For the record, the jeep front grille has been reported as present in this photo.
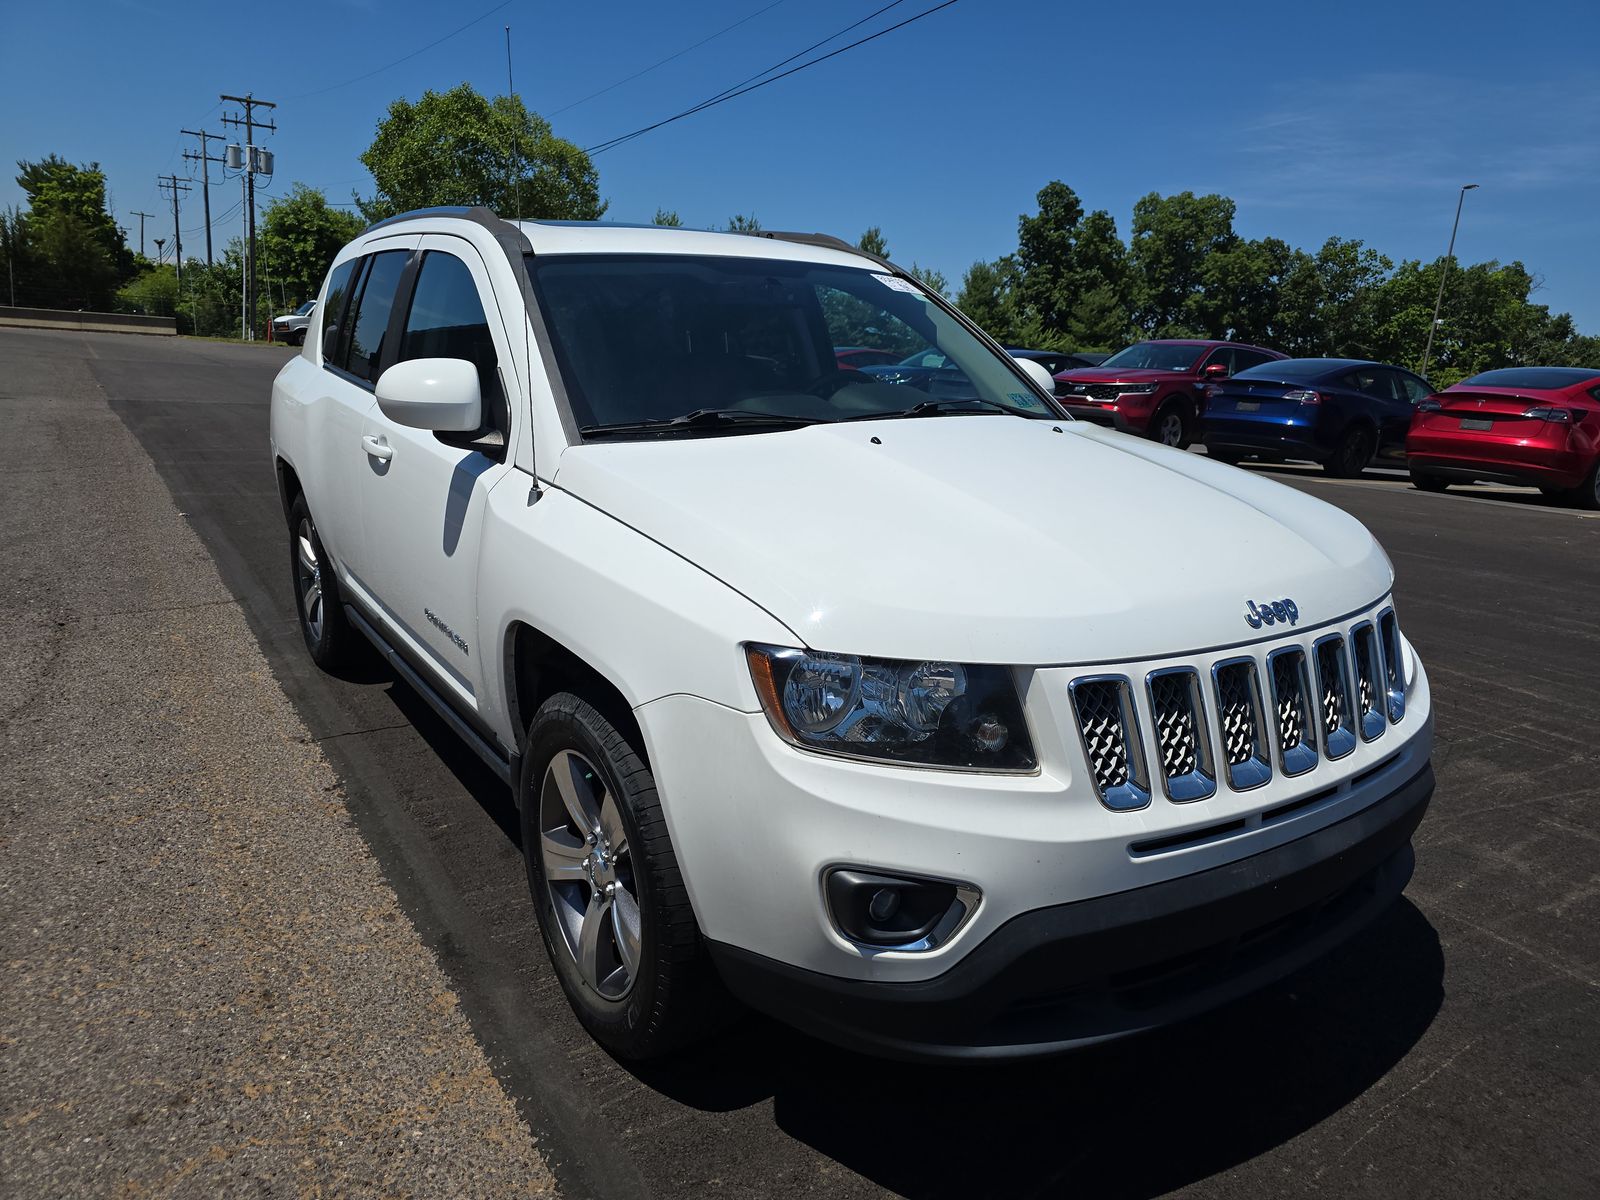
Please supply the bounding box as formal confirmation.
[1147,668,1215,801]
[1314,635,1357,759]
[1378,608,1405,722]
[1212,658,1271,790]
[1068,677,1150,811]
[1351,622,1386,741]
[1268,647,1318,776]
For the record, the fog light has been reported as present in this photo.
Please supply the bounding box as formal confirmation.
[969,713,1009,753]
[868,888,900,923]
[824,868,973,949]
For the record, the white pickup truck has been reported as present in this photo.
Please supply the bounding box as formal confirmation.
[269,208,1434,1061]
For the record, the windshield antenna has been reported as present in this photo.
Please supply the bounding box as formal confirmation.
[506,25,522,222]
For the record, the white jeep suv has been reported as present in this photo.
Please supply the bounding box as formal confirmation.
[269,208,1434,1061]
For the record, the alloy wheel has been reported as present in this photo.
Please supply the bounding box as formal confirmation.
[538,749,642,999]
[295,518,324,642]
[1158,409,1184,447]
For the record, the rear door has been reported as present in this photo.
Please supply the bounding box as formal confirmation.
[356,235,519,716]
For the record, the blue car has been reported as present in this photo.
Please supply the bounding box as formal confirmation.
[1202,358,1435,477]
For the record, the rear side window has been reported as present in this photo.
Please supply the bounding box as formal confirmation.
[1397,373,1434,403]
[319,259,359,364]
[345,250,410,383]
[398,250,505,437]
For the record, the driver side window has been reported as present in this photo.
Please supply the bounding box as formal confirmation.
[1203,347,1235,375]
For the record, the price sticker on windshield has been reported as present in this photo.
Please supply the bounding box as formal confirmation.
[1008,392,1040,409]
[873,273,924,294]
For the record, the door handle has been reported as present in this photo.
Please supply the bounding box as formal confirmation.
[362,434,393,462]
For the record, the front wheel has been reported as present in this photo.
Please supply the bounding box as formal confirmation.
[521,693,731,1060]
[1152,401,1191,449]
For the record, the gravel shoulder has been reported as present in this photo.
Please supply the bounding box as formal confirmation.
[0,332,556,1197]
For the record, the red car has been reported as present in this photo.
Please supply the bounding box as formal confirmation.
[1053,339,1287,448]
[1407,366,1600,509]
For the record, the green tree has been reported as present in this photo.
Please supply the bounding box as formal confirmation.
[360,83,604,222]
[1016,181,1086,333]
[956,256,1024,343]
[858,226,889,258]
[259,184,363,308]
[1128,190,1239,335]
[908,263,948,298]
[652,208,683,227]
[725,213,762,232]
[10,156,132,309]
[115,262,177,317]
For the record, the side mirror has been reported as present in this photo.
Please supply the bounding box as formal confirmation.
[1013,357,1058,398]
[375,358,482,432]
[1202,362,1229,379]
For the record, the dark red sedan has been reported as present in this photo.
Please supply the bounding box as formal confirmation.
[1407,366,1600,509]
[1053,340,1286,448]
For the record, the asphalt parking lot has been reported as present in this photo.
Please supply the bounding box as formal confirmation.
[4,327,1598,1198]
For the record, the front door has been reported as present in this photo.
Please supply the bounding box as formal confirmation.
[356,235,518,718]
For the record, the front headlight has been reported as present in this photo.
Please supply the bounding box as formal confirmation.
[744,644,1036,771]
[1118,383,1158,394]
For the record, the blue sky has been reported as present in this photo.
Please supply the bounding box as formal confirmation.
[3,0,1598,331]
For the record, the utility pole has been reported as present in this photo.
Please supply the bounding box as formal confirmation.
[181,129,226,265]
[157,175,191,288]
[1419,183,1480,380]
[221,93,276,339]
[130,210,155,257]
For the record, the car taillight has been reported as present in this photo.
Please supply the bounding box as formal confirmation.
[1284,390,1321,405]
[1523,406,1573,423]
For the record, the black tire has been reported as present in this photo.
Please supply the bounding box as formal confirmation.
[1410,471,1450,493]
[1571,461,1600,511]
[1208,447,1245,466]
[1325,426,1374,478]
[520,692,731,1060]
[1151,400,1192,449]
[287,492,357,669]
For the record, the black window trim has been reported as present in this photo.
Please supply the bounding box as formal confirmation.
[317,255,363,378]
[323,248,416,393]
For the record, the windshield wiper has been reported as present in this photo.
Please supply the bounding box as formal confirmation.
[850,398,1026,421]
[580,409,830,438]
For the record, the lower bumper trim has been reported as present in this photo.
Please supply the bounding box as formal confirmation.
[709,762,1433,1061]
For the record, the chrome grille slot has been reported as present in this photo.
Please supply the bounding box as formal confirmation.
[1313,634,1357,760]
[1351,622,1385,741]
[1146,668,1215,802]
[1268,647,1318,777]
[1211,658,1271,791]
[1378,608,1405,722]
[1068,676,1150,811]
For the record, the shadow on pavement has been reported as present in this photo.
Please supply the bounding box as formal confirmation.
[637,901,1443,1199]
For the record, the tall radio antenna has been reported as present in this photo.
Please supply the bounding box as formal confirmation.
[505,25,522,222]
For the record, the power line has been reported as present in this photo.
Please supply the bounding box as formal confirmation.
[547,1,789,117]
[221,93,276,339]
[585,0,955,156]
[286,0,515,100]
[157,175,191,287]
[182,128,227,265]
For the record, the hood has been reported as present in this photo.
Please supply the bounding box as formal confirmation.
[554,418,1392,665]
[1055,366,1192,384]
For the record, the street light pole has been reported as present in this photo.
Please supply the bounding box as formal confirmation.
[1419,183,1479,379]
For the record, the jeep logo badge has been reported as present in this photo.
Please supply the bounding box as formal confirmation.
[1245,598,1299,629]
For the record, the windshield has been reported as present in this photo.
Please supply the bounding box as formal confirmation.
[1098,342,1206,372]
[296,300,316,315]
[527,254,1058,435]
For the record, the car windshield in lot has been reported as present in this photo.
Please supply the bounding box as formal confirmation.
[1457,367,1600,389]
[295,300,315,315]
[527,254,1057,436]
[1097,342,1206,372]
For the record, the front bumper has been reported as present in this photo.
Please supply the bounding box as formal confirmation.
[710,762,1431,1060]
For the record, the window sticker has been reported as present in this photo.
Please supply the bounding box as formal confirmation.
[872,273,923,294]
[1008,392,1040,409]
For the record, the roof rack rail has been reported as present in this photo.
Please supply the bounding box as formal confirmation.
[362,205,507,235]
[751,229,897,273]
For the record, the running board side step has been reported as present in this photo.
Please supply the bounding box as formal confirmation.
[343,603,519,791]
